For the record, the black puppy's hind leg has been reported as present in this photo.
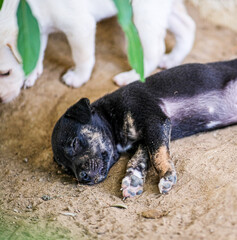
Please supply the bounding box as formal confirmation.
[121,145,149,199]
[145,117,177,194]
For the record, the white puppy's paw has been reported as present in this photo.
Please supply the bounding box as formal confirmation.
[113,69,140,86]
[159,54,181,69]
[62,70,89,88]
[24,63,43,88]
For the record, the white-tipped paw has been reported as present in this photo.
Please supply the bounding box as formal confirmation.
[121,174,144,199]
[62,70,89,88]
[24,63,43,88]
[158,170,177,194]
[159,54,181,69]
[113,69,140,86]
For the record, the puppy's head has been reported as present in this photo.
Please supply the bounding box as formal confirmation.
[0,44,24,103]
[0,1,25,103]
[52,98,119,185]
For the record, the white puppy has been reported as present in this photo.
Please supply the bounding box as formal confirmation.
[0,0,195,103]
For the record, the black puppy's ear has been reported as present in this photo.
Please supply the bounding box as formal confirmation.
[65,98,91,124]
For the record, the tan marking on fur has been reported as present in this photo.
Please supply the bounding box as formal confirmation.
[126,145,148,180]
[124,112,139,140]
[127,146,145,169]
[153,146,172,177]
[81,127,107,154]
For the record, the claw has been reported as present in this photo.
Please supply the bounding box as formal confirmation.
[123,196,128,201]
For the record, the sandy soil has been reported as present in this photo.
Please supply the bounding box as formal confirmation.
[1,4,237,240]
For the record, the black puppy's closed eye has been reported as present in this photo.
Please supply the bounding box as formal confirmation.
[65,137,86,157]
[71,137,80,153]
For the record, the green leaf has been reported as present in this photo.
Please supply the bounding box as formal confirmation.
[0,0,4,10]
[113,0,132,27]
[113,0,145,82]
[17,0,40,76]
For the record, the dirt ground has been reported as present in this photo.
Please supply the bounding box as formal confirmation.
[1,4,237,240]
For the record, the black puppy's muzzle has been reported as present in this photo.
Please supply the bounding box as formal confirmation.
[75,151,111,184]
[76,169,106,185]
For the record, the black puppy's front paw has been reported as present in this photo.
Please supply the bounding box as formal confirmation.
[158,169,177,194]
[121,170,144,199]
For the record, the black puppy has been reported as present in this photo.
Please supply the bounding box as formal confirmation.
[52,59,237,199]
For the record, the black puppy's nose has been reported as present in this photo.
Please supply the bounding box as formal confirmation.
[78,171,91,183]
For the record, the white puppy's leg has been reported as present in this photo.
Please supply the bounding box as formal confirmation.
[113,0,172,86]
[24,33,48,88]
[159,0,196,69]
[62,16,96,88]
[113,30,166,86]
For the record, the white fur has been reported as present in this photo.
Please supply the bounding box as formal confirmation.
[116,143,132,153]
[113,0,196,85]
[206,121,221,129]
[0,0,195,102]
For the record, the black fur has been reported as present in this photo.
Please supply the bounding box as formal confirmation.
[65,98,91,124]
[52,59,237,194]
